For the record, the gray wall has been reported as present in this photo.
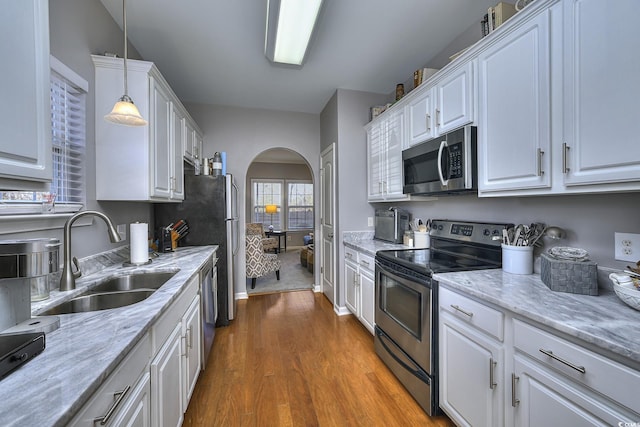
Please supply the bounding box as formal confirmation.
[320,89,388,306]
[369,192,640,276]
[245,161,313,247]
[0,0,151,259]
[184,103,320,296]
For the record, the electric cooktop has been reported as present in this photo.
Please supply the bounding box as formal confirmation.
[0,332,45,380]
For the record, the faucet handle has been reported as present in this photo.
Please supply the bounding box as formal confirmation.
[72,256,82,279]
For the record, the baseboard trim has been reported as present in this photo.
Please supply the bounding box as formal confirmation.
[334,305,350,316]
[236,291,249,300]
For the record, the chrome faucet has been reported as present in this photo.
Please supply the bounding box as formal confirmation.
[59,210,122,291]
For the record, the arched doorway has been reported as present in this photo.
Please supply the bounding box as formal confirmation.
[244,148,315,295]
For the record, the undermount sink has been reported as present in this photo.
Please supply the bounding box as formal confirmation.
[39,271,177,315]
[88,272,176,293]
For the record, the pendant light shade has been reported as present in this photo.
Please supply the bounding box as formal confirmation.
[105,0,147,126]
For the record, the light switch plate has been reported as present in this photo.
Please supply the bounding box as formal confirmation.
[367,217,374,227]
[614,232,640,262]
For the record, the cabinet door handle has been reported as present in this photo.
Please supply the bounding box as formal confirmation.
[489,358,497,390]
[562,143,570,173]
[450,304,473,318]
[346,253,353,259]
[539,348,586,373]
[188,325,193,349]
[537,148,544,176]
[426,113,431,131]
[94,385,131,425]
[436,108,441,127]
[511,373,520,407]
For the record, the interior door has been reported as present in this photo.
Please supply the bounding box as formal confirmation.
[320,144,336,304]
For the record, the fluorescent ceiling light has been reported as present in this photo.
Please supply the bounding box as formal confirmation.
[265,0,323,66]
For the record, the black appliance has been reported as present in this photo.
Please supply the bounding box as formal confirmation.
[155,171,239,327]
[374,219,509,415]
[0,332,45,380]
[402,125,477,196]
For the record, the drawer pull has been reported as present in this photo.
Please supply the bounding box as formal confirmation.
[361,260,370,267]
[511,373,520,407]
[539,348,586,374]
[94,385,131,425]
[450,304,473,318]
[489,358,497,390]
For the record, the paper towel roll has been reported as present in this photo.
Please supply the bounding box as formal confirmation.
[130,222,149,264]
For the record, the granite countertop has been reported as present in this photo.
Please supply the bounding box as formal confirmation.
[0,245,216,427]
[433,269,640,367]
[343,231,410,257]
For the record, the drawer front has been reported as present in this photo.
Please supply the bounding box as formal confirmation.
[439,287,504,341]
[344,247,358,264]
[358,252,375,272]
[513,319,640,414]
[70,333,151,426]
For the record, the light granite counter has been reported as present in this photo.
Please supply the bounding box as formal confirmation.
[343,231,410,256]
[433,269,640,367]
[0,245,216,427]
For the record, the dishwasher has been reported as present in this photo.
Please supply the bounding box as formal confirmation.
[200,255,218,369]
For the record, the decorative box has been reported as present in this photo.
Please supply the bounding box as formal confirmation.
[540,252,598,295]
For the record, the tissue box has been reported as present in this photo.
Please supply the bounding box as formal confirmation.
[540,252,598,295]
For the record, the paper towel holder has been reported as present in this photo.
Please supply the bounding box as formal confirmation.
[123,259,153,267]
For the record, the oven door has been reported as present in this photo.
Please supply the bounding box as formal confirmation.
[375,260,432,373]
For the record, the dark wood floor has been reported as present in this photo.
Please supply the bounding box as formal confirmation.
[183,290,454,427]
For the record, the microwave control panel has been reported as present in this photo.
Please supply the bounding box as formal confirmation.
[448,143,463,178]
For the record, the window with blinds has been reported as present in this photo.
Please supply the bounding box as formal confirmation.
[0,57,86,213]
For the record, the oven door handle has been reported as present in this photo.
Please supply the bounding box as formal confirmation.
[376,328,430,384]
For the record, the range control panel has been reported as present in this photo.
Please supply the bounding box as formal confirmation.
[431,220,512,246]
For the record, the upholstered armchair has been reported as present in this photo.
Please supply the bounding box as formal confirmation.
[246,234,281,289]
[246,223,278,252]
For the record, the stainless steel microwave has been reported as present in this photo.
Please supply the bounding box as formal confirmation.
[402,125,477,196]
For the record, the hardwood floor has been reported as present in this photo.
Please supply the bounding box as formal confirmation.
[183,290,454,427]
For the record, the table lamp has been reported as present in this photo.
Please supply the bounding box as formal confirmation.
[265,205,277,231]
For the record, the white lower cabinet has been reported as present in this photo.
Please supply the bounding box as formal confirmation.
[439,288,504,427]
[343,246,375,334]
[151,323,184,427]
[439,285,640,427]
[71,275,203,426]
[69,334,152,426]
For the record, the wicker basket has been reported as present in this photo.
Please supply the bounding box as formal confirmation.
[540,252,598,295]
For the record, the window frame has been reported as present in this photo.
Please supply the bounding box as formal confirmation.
[286,180,313,231]
[251,178,314,232]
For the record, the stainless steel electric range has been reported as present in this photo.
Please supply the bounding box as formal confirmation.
[374,219,510,415]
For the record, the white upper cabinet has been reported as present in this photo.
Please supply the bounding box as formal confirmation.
[435,61,475,135]
[405,86,435,147]
[0,0,52,189]
[477,7,552,193]
[404,61,474,149]
[477,0,640,196]
[561,0,640,188]
[366,109,409,202]
[93,55,201,202]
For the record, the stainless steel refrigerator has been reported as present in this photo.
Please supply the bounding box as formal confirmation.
[154,172,239,326]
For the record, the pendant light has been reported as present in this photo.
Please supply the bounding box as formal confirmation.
[104,0,147,126]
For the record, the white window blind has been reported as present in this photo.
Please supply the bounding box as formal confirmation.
[50,70,85,205]
[287,181,313,229]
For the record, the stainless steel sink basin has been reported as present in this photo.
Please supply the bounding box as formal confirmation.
[40,290,156,315]
[38,271,177,315]
[88,272,176,293]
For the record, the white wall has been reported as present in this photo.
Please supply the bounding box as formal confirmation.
[185,103,321,296]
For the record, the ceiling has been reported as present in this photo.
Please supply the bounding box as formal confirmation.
[99,0,496,114]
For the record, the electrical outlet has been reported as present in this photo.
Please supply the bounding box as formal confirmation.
[287,235,291,241]
[368,217,374,227]
[117,224,127,241]
[614,232,640,262]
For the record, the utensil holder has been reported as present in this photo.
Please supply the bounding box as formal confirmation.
[414,231,430,248]
[502,244,533,274]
